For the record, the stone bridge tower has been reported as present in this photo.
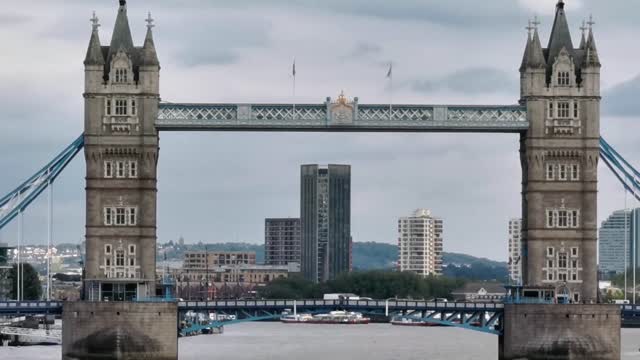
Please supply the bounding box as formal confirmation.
[520,0,601,303]
[82,0,160,301]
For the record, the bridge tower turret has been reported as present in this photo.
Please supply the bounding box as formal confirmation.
[520,0,601,303]
[83,0,160,301]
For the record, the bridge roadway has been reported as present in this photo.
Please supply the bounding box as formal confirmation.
[2,299,639,319]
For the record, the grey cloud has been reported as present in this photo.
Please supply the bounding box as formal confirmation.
[165,16,272,68]
[343,42,382,60]
[410,67,518,95]
[602,75,640,117]
[0,13,30,26]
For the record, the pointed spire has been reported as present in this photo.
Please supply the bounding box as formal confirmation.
[528,28,547,69]
[547,0,574,65]
[141,12,160,66]
[579,20,587,49]
[107,0,134,63]
[584,16,601,67]
[520,32,531,72]
[84,12,105,66]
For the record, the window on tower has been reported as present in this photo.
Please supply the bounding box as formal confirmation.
[557,102,570,118]
[129,161,137,178]
[131,99,137,116]
[115,68,128,83]
[116,161,125,178]
[558,71,570,86]
[115,100,127,116]
[104,161,113,178]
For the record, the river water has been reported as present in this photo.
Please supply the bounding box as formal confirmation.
[1,323,639,359]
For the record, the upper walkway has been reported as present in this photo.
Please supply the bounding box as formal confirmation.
[156,102,528,133]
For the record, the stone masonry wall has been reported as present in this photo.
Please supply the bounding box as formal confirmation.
[501,304,620,360]
[62,302,177,360]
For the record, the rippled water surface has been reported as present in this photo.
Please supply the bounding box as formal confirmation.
[1,323,639,359]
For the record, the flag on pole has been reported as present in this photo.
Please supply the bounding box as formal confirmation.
[386,62,392,79]
[292,58,296,77]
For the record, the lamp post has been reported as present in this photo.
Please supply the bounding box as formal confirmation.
[384,296,397,317]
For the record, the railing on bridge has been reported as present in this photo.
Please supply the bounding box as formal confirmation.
[0,301,63,315]
[156,103,528,132]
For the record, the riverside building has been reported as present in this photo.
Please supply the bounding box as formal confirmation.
[599,208,640,278]
[300,164,351,283]
[265,218,302,266]
[397,209,443,277]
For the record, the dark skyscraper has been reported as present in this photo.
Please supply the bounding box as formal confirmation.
[301,165,351,283]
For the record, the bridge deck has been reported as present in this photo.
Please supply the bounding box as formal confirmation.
[156,103,528,133]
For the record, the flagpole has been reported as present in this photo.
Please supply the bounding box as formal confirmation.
[292,58,296,120]
[389,62,393,120]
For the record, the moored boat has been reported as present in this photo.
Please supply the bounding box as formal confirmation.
[281,311,370,324]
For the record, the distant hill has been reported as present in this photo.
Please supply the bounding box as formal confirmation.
[156,240,508,281]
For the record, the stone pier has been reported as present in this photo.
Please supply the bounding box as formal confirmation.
[500,304,620,360]
[62,302,178,360]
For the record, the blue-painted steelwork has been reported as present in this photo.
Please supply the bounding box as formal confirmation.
[0,135,84,231]
[156,102,528,133]
[600,137,640,201]
[0,301,63,315]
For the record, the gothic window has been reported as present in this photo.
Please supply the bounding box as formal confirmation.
[573,102,579,118]
[104,208,113,226]
[546,164,555,181]
[559,165,568,180]
[558,273,568,281]
[129,245,136,255]
[573,292,579,302]
[557,72,570,86]
[558,253,568,268]
[131,99,137,116]
[116,161,126,178]
[129,258,135,267]
[106,99,112,116]
[546,209,580,229]
[547,272,554,281]
[105,244,112,255]
[547,247,554,257]
[115,208,126,225]
[557,102,570,118]
[547,260,554,268]
[106,258,111,266]
[116,250,125,266]
[115,100,128,116]
[548,102,554,118]
[571,259,578,268]
[115,68,128,83]
[558,210,569,228]
[128,208,137,226]
[104,161,113,178]
[571,164,580,181]
[129,161,137,178]
[571,210,579,227]
[571,247,579,257]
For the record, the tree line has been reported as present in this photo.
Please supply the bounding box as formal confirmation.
[258,270,466,300]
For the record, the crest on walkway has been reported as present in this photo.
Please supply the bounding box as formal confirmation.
[329,91,355,125]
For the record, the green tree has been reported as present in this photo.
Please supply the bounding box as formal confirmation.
[259,271,466,300]
[8,264,42,300]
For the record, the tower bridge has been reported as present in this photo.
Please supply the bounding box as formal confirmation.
[0,0,638,359]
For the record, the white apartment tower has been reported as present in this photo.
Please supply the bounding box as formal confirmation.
[398,209,443,277]
[508,218,523,284]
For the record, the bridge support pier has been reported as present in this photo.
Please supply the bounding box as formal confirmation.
[62,302,178,360]
[499,304,620,360]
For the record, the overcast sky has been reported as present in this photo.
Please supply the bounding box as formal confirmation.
[0,0,639,261]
